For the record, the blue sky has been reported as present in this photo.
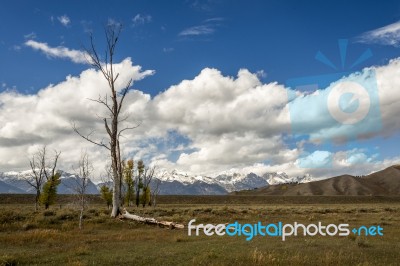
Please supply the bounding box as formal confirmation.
[1,0,400,178]
[2,0,400,94]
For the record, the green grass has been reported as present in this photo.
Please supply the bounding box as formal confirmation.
[0,196,399,265]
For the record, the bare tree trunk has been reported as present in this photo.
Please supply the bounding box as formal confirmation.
[79,197,84,230]
[35,190,40,211]
[73,24,139,218]
[111,182,121,217]
[111,147,121,217]
[121,209,184,229]
[135,182,140,207]
[66,151,92,230]
[151,178,161,208]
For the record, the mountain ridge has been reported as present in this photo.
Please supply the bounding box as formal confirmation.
[232,165,400,196]
[3,165,398,196]
[0,169,314,195]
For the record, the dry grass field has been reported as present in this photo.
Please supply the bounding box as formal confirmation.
[0,195,399,265]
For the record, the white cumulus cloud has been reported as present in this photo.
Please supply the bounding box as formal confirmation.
[1,48,400,180]
[0,58,154,175]
[25,40,88,64]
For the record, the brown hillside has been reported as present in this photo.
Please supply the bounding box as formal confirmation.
[363,165,400,194]
[233,165,400,196]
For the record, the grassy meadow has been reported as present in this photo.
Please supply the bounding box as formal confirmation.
[0,195,399,265]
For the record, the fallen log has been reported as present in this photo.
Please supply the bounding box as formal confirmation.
[120,208,185,229]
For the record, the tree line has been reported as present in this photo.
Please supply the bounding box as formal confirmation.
[25,145,161,229]
[100,158,161,209]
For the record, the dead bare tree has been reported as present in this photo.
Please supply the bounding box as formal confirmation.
[150,178,161,208]
[150,170,166,208]
[26,146,61,211]
[71,151,93,230]
[121,209,184,229]
[73,24,139,217]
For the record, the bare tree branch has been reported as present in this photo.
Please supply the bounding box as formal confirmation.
[50,151,61,180]
[72,123,111,150]
[117,79,133,115]
[118,114,130,123]
[87,95,114,114]
[104,118,112,137]
[118,123,141,139]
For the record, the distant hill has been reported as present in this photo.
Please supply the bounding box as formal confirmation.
[363,165,400,194]
[232,165,400,196]
[0,180,27,194]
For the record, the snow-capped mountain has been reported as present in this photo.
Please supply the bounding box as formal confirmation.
[155,169,314,194]
[0,169,316,195]
[0,170,99,194]
[0,170,37,193]
[56,171,100,194]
